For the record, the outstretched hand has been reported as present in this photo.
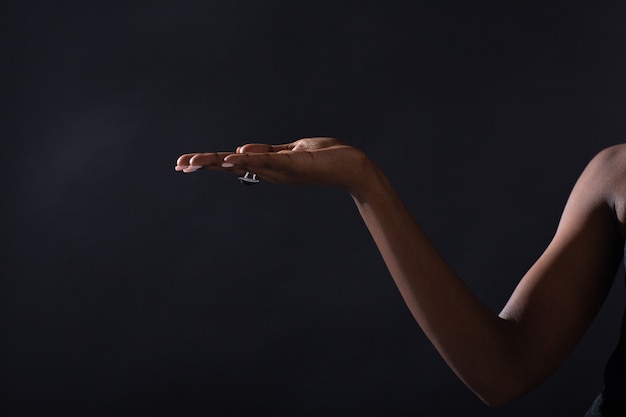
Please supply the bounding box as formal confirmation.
[175,137,376,193]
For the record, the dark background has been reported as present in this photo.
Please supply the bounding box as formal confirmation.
[2,1,626,416]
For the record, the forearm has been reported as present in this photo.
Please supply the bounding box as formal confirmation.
[349,164,526,405]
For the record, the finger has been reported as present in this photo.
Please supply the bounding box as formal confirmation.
[188,153,236,172]
[237,143,293,154]
[251,169,288,183]
[175,156,204,172]
[175,152,235,173]
[223,152,298,171]
[188,152,234,167]
[176,153,198,168]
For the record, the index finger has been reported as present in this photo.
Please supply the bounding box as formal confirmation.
[175,152,233,169]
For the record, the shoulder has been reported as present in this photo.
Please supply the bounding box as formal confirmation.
[585,143,625,173]
[586,144,626,235]
[589,144,626,175]
[580,144,626,195]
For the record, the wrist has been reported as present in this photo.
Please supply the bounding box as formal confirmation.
[347,158,388,203]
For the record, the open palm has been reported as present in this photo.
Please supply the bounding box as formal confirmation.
[176,137,374,193]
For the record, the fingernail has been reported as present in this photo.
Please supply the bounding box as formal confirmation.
[221,162,234,168]
[175,165,188,171]
[183,165,202,173]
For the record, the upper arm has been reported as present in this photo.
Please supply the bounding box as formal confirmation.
[499,145,625,388]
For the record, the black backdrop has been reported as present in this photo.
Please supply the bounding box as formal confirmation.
[2,1,626,416]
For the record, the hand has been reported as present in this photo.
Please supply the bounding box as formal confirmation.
[175,137,376,194]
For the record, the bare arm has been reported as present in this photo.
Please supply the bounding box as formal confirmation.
[176,139,625,405]
[350,149,623,404]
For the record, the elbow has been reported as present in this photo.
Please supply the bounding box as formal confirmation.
[470,373,534,407]
[480,393,521,408]
[477,387,526,408]
[462,349,542,407]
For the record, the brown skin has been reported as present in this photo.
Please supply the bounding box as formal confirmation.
[176,139,626,406]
